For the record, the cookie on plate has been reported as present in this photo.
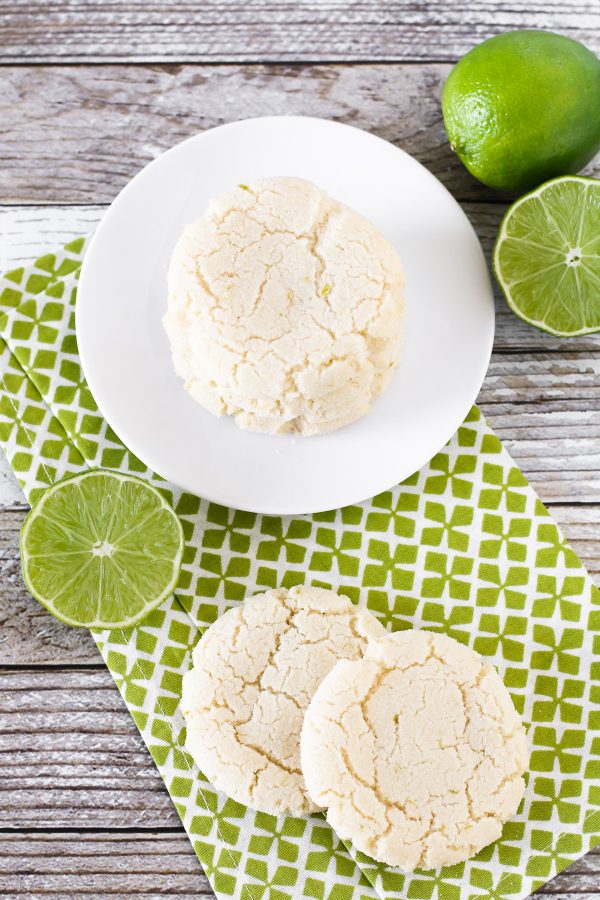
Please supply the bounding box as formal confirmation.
[164,176,404,436]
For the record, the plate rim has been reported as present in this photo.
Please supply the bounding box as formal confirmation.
[76,114,495,514]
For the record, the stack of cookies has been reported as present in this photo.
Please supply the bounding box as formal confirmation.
[182,586,528,872]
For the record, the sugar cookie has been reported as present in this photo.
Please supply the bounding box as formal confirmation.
[301,629,528,870]
[164,177,404,435]
[182,586,384,816]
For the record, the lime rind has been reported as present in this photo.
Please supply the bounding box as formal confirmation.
[20,470,184,629]
[493,175,600,337]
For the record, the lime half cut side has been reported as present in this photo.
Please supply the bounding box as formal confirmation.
[494,176,600,336]
[20,470,184,628]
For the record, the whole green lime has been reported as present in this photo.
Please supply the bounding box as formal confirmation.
[442,30,600,192]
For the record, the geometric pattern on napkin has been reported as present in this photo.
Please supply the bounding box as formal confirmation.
[0,239,598,900]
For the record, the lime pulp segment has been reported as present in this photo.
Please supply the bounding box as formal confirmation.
[20,470,184,628]
[493,176,600,336]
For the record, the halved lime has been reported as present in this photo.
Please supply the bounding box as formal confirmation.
[494,176,600,336]
[20,470,184,628]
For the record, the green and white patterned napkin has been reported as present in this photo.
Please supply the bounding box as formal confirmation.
[0,237,598,900]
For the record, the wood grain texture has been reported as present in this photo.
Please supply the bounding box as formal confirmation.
[0,544,99,666]
[0,835,596,900]
[2,64,600,210]
[0,832,211,899]
[0,669,179,829]
[0,1,599,63]
[0,453,22,508]
[0,206,103,272]
[0,832,595,899]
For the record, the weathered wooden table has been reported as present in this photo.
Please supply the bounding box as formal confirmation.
[1,3,599,897]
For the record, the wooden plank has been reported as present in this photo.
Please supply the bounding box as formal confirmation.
[1,205,600,363]
[0,669,179,829]
[0,832,596,899]
[479,408,600,504]
[2,65,600,211]
[0,832,212,898]
[0,455,22,509]
[0,1,598,63]
[1,500,600,667]
[481,354,600,405]
[0,545,100,665]
[478,355,600,503]
[0,206,103,272]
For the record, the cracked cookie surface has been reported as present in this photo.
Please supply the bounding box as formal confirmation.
[300,629,528,870]
[164,177,404,435]
[181,586,384,816]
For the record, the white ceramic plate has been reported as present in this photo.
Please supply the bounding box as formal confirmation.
[77,116,494,515]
